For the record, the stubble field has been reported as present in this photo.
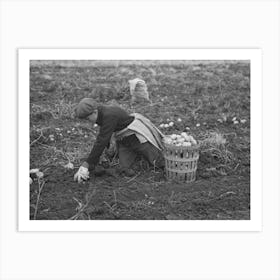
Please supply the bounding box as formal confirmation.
[29,60,250,220]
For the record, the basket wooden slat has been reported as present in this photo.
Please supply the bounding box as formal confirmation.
[163,142,200,183]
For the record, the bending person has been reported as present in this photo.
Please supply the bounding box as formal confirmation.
[74,98,165,183]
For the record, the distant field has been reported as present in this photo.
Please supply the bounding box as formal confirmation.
[30,60,249,67]
[29,60,250,220]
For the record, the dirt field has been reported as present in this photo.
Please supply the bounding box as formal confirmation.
[29,60,250,220]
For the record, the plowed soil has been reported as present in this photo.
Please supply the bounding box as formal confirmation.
[30,60,250,220]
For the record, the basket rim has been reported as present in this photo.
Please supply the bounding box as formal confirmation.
[163,142,200,151]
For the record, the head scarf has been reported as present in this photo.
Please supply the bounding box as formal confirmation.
[75,98,98,119]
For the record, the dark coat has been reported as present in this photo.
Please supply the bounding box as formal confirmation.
[86,105,134,166]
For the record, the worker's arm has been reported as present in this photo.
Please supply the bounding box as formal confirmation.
[86,115,118,167]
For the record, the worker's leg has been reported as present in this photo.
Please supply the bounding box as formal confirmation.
[135,142,165,169]
[116,136,138,176]
[118,143,137,169]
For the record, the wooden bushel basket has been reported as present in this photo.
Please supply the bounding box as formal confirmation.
[163,142,200,183]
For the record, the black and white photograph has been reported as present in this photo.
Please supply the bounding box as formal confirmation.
[28,59,251,221]
[17,48,262,230]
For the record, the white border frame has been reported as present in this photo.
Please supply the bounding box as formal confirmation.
[18,48,262,232]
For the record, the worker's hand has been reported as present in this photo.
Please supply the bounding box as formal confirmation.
[74,166,89,183]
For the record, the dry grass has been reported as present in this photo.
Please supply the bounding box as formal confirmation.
[198,131,236,176]
[200,131,227,147]
[69,186,97,220]
[31,100,76,120]
[32,178,46,220]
